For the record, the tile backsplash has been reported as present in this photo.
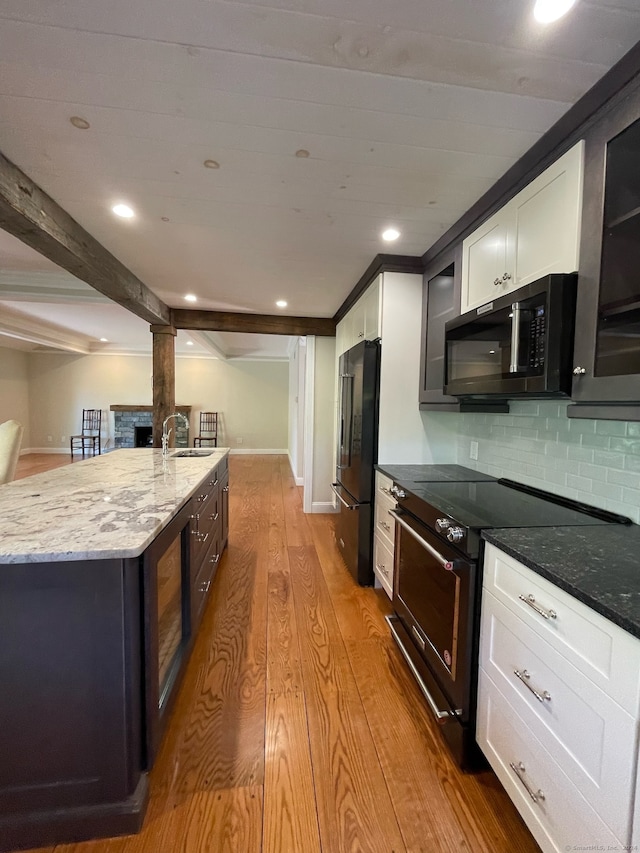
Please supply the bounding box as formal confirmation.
[448,401,640,524]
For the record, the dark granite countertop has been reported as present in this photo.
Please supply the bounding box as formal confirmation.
[482,525,640,640]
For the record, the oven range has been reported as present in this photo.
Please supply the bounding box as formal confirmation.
[386,475,630,769]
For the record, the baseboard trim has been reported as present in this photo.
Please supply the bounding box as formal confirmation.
[311,501,338,514]
[287,452,304,485]
[228,448,287,455]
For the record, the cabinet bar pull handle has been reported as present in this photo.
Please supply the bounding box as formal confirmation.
[514,669,551,703]
[509,761,545,803]
[519,593,556,620]
[381,487,393,496]
[379,520,391,532]
[376,562,389,577]
[210,553,220,565]
[210,512,219,522]
[197,493,209,502]
[199,580,211,593]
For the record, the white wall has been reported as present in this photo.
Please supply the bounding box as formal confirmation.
[311,335,336,508]
[379,272,456,464]
[24,352,289,452]
[0,347,31,448]
[287,338,306,484]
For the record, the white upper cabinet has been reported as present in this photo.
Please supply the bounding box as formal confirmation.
[335,275,381,356]
[462,141,584,313]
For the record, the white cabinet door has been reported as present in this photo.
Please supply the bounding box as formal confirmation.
[363,276,381,340]
[462,209,512,311]
[512,142,584,288]
[461,141,584,313]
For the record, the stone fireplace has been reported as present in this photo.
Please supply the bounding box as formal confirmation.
[110,405,191,449]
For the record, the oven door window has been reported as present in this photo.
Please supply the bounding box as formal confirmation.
[396,522,461,677]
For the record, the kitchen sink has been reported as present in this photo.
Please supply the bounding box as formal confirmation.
[171,449,215,457]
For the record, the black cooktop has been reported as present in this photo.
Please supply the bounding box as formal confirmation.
[378,464,495,484]
[398,478,630,558]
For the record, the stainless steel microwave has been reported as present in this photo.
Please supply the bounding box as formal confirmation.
[443,273,578,398]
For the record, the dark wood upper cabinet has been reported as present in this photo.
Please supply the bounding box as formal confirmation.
[572,78,640,408]
[419,245,462,409]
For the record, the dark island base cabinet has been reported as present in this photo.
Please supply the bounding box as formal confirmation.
[0,455,230,852]
[0,557,147,852]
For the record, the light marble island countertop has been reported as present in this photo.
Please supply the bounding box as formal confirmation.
[0,448,229,564]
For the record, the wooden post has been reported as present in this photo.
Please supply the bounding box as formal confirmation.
[151,325,176,448]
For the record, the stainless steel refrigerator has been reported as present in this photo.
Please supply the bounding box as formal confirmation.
[331,339,380,586]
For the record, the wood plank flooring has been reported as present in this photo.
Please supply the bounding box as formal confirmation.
[13,453,540,853]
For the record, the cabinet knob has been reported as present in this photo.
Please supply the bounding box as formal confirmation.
[493,278,501,286]
[502,272,512,281]
[572,366,586,376]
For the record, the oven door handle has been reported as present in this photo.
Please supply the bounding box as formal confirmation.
[390,510,454,570]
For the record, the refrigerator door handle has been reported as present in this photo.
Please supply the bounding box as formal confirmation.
[330,483,360,510]
[338,373,354,470]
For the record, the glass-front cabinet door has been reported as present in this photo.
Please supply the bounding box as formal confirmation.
[572,85,640,407]
[143,501,192,765]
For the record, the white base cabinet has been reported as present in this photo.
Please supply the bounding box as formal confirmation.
[477,544,640,853]
[373,471,396,598]
[462,141,584,312]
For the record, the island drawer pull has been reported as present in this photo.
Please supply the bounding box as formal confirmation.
[509,761,545,804]
[519,593,556,620]
[210,553,220,565]
[514,669,551,703]
[197,493,209,502]
[199,580,211,593]
[209,477,219,487]
[195,531,209,544]
[210,512,219,522]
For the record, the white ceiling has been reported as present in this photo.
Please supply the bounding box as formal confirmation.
[0,0,639,356]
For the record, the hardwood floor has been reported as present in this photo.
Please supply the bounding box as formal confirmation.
[14,453,540,853]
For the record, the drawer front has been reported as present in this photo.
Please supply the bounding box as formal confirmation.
[375,470,394,501]
[484,543,640,714]
[191,480,220,566]
[481,589,636,839]
[374,496,395,548]
[373,534,393,599]
[477,672,624,853]
[192,529,221,627]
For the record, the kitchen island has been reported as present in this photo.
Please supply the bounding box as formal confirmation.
[0,449,229,852]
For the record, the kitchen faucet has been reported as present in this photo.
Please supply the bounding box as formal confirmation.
[162,412,189,458]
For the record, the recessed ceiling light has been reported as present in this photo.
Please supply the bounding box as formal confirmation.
[295,149,310,158]
[70,116,90,130]
[184,294,197,303]
[533,0,578,23]
[204,159,220,169]
[186,341,194,346]
[382,228,400,242]
[100,337,108,342]
[112,203,135,219]
[276,300,288,308]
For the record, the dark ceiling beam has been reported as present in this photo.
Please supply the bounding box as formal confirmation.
[333,254,424,323]
[0,151,171,325]
[422,40,640,268]
[172,308,336,337]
